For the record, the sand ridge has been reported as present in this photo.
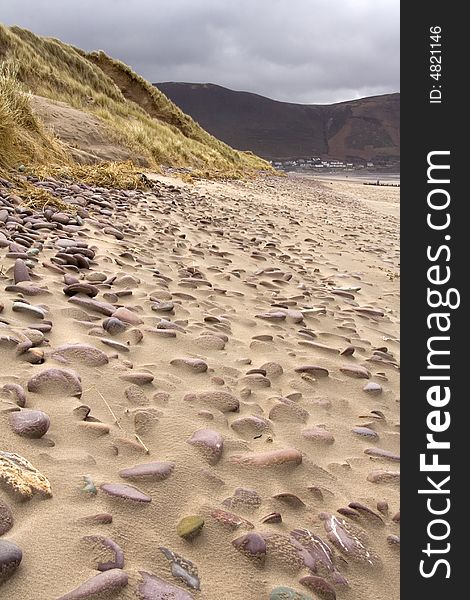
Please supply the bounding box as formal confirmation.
[0,174,399,599]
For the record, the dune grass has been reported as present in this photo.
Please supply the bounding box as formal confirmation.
[0,23,273,180]
[0,60,70,171]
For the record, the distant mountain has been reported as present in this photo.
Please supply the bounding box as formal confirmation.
[154,82,400,163]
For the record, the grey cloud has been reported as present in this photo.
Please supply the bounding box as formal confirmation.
[2,0,399,103]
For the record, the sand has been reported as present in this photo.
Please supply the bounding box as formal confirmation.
[0,173,399,599]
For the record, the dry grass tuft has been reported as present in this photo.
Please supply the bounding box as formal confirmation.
[35,161,154,190]
[0,60,70,172]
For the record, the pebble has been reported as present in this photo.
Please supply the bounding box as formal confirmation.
[0,500,14,536]
[170,357,208,373]
[138,571,194,600]
[177,516,204,540]
[102,317,127,335]
[319,512,380,565]
[82,535,124,571]
[187,429,223,465]
[13,258,31,283]
[223,487,261,510]
[210,509,254,530]
[63,283,99,297]
[0,540,22,583]
[188,390,239,413]
[1,383,26,407]
[159,547,200,590]
[364,447,400,462]
[340,365,370,379]
[51,343,109,366]
[232,532,266,565]
[119,461,175,480]
[352,426,379,439]
[56,569,128,599]
[367,470,400,484]
[77,513,113,525]
[8,409,50,438]
[302,426,335,444]
[112,306,144,325]
[119,372,154,385]
[12,301,46,319]
[230,415,272,438]
[299,576,336,600]
[229,448,302,467]
[294,365,329,377]
[363,381,383,394]
[100,483,152,502]
[27,368,82,397]
[270,587,314,600]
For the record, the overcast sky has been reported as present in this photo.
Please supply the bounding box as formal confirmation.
[2,0,399,104]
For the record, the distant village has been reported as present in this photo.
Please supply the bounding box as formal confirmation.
[270,157,399,172]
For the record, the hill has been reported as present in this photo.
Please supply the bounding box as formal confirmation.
[0,24,270,180]
[155,82,400,163]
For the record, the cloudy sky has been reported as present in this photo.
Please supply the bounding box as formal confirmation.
[2,0,399,104]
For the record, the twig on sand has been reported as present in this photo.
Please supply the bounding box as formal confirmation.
[86,385,150,454]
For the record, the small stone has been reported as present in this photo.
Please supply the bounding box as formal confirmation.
[27,368,82,397]
[367,470,400,484]
[229,448,302,467]
[82,535,124,571]
[0,499,14,536]
[159,547,200,590]
[12,301,46,319]
[187,429,223,465]
[138,571,194,600]
[190,390,239,413]
[63,283,99,297]
[261,512,282,524]
[232,532,266,565]
[210,509,254,530]
[270,587,313,600]
[352,426,378,439]
[112,307,143,325]
[230,415,272,438]
[294,365,329,377]
[260,362,284,377]
[223,487,261,510]
[8,409,50,438]
[100,483,152,502]
[51,343,109,367]
[0,540,22,583]
[1,383,26,407]
[363,381,383,394]
[119,461,175,481]
[170,358,208,373]
[273,493,305,508]
[103,317,127,335]
[77,513,113,525]
[302,426,335,445]
[119,372,154,385]
[13,258,31,284]
[364,448,400,462]
[340,365,370,379]
[56,569,128,599]
[177,516,204,540]
[299,576,336,600]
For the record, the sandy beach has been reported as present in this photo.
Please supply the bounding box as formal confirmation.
[1,174,399,599]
